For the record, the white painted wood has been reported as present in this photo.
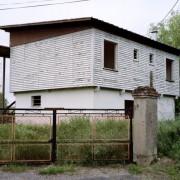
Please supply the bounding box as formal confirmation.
[10,27,179,120]
[93,29,179,96]
[10,29,94,92]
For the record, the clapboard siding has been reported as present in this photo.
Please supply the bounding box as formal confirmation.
[93,29,179,96]
[11,28,179,96]
[10,29,94,92]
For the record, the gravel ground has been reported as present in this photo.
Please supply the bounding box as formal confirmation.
[0,167,169,180]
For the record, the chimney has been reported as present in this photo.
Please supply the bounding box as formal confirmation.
[150,30,158,41]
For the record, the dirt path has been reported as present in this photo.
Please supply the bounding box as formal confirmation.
[0,166,169,180]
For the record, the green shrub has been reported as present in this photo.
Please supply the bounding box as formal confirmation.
[158,119,180,161]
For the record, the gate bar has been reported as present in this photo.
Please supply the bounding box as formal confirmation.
[51,109,57,162]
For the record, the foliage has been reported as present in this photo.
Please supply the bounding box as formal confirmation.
[157,119,180,161]
[149,11,180,113]
[149,11,180,49]
[39,164,75,175]
[0,92,8,110]
[175,97,180,114]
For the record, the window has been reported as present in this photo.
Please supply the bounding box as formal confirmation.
[133,49,139,61]
[104,40,117,69]
[149,53,154,64]
[166,59,173,81]
[32,96,41,106]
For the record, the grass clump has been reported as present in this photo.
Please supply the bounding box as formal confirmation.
[128,164,143,174]
[39,164,75,175]
[128,159,180,179]
[1,164,29,173]
[157,119,180,161]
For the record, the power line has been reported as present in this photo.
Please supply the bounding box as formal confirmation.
[0,0,64,6]
[160,0,179,23]
[0,0,90,11]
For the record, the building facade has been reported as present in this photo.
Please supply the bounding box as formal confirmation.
[1,18,179,119]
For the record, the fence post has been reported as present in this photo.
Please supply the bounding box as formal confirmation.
[132,86,158,165]
[51,109,57,163]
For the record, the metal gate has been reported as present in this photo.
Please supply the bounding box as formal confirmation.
[0,109,52,163]
[0,108,133,164]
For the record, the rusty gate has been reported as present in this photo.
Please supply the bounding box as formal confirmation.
[0,108,133,164]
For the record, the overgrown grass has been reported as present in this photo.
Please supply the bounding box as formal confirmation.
[1,164,29,173]
[157,118,180,161]
[39,164,75,175]
[57,117,91,140]
[0,117,129,163]
[1,117,179,165]
[128,159,180,179]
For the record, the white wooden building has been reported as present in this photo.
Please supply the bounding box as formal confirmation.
[1,17,180,120]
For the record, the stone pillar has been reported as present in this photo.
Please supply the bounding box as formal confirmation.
[132,86,159,165]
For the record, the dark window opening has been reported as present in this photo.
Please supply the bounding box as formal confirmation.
[149,53,154,64]
[32,96,41,106]
[125,100,134,119]
[104,40,116,69]
[133,49,138,60]
[166,59,173,81]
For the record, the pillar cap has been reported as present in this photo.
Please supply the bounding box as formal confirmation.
[132,86,159,97]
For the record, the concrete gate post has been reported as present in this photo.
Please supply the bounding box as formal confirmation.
[132,86,159,165]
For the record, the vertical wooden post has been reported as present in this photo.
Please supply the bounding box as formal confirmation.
[2,57,6,109]
[51,109,57,163]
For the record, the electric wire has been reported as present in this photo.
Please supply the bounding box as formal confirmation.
[0,0,90,11]
[160,0,179,23]
[0,0,68,6]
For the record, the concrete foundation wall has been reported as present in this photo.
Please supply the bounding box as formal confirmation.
[15,88,175,120]
[158,97,175,120]
[93,89,133,109]
[15,88,94,109]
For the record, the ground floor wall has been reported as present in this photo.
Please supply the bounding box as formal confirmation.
[15,87,175,120]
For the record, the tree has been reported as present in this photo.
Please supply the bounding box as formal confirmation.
[0,92,7,108]
[149,11,180,114]
[149,11,180,49]
[157,12,180,49]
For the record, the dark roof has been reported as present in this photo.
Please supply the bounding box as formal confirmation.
[1,17,180,55]
[0,45,10,58]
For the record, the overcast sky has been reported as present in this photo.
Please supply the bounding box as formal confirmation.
[0,0,180,103]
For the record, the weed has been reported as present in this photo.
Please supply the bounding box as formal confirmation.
[128,164,143,174]
[39,164,75,175]
[1,164,29,173]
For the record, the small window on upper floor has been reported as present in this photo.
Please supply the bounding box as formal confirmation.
[133,49,139,61]
[32,96,41,107]
[149,53,154,64]
[104,40,117,70]
[166,59,173,82]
